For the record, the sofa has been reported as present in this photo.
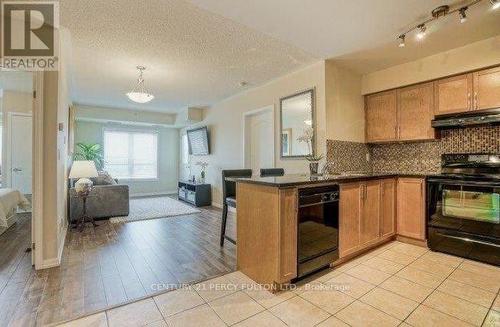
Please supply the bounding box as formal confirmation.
[69,172,129,223]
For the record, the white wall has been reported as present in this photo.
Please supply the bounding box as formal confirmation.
[74,120,179,196]
[362,35,500,94]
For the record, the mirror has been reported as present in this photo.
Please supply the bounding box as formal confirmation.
[280,88,315,158]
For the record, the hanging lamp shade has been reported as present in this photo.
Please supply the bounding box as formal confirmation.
[126,66,155,104]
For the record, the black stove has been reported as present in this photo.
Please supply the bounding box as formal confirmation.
[427,154,500,266]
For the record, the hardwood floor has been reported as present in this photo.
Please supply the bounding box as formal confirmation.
[0,204,236,326]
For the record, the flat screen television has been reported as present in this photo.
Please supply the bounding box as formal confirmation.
[187,126,210,155]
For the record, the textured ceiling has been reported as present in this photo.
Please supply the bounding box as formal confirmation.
[188,0,500,73]
[60,0,316,113]
[0,71,33,93]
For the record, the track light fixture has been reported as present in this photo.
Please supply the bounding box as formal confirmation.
[459,7,468,23]
[396,0,494,47]
[398,34,406,47]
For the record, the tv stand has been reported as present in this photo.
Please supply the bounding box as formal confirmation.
[178,181,212,207]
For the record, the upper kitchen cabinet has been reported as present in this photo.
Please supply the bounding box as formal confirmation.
[434,73,473,115]
[365,90,397,143]
[473,67,500,111]
[398,83,436,141]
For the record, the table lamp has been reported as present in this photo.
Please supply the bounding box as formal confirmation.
[69,161,99,193]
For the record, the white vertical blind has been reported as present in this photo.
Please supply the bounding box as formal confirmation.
[104,130,158,179]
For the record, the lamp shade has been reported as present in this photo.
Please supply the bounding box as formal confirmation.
[69,161,99,179]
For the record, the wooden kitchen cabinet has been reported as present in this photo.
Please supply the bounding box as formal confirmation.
[473,66,500,111]
[398,83,436,141]
[360,180,381,245]
[365,90,397,143]
[339,182,362,258]
[380,179,396,238]
[397,178,426,241]
[434,73,473,115]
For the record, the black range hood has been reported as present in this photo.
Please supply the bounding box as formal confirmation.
[432,108,500,129]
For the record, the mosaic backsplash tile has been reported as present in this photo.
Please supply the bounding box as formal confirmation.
[326,125,500,174]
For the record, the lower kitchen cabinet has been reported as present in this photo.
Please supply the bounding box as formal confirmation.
[397,178,426,241]
[339,179,393,258]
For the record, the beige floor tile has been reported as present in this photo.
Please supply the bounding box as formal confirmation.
[449,269,500,293]
[335,259,363,272]
[335,301,400,327]
[193,275,240,302]
[300,287,355,314]
[389,243,428,257]
[424,290,489,326]
[406,305,473,327]
[57,312,108,327]
[493,295,500,311]
[208,291,264,325]
[419,251,463,268]
[315,269,343,283]
[395,267,445,288]
[379,276,433,302]
[344,264,391,285]
[483,310,500,327]
[316,316,349,327]
[145,320,168,327]
[269,296,330,327]
[438,279,496,308]
[165,304,225,327]
[459,261,500,281]
[323,273,376,299]
[224,271,258,290]
[107,298,163,327]
[378,249,418,265]
[361,256,405,274]
[360,287,418,320]
[234,310,287,327]
[244,287,295,309]
[153,287,204,317]
[409,257,456,277]
[292,280,324,295]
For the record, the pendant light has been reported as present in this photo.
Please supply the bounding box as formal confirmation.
[126,66,154,104]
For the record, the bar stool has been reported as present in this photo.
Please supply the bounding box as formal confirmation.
[260,168,285,177]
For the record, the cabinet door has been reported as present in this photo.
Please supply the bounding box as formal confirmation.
[398,83,435,141]
[397,178,425,240]
[339,183,361,257]
[360,181,381,245]
[381,179,396,238]
[473,67,500,111]
[434,74,472,115]
[366,90,397,143]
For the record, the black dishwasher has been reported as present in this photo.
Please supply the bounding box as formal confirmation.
[297,185,339,278]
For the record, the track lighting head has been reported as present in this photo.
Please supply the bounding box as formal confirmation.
[459,7,468,23]
[491,0,500,10]
[416,24,426,40]
[398,34,406,47]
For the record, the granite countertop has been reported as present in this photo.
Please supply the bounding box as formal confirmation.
[230,172,439,187]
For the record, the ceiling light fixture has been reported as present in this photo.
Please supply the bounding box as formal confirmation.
[126,66,154,104]
[398,34,406,47]
[459,7,468,23]
[396,0,492,47]
[416,24,427,40]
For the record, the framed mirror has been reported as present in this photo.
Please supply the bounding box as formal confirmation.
[280,88,315,158]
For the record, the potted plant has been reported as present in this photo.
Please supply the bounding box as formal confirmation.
[297,127,324,175]
[74,143,104,170]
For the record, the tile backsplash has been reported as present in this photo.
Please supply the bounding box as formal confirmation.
[327,125,500,174]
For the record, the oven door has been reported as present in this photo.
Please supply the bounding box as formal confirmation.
[427,179,500,264]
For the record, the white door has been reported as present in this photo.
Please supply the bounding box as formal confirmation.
[245,108,274,173]
[10,114,33,195]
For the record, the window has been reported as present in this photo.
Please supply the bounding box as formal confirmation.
[103,129,158,180]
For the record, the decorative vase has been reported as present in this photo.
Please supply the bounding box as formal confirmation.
[200,170,206,183]
[309,162,319,175]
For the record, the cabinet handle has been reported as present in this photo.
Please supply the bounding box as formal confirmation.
[474,92,478,110]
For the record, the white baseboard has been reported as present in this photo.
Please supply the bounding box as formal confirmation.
[40,224,67,269]
[130,190,177,198]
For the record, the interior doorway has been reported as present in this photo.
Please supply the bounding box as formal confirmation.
[243,106,275,174]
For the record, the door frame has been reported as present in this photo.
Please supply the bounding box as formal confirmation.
[7,112,33,190]
[242,105,275,170]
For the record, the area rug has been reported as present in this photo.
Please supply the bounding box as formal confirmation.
[110,196,200,223]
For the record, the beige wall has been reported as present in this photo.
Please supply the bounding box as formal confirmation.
[75,105,177,126]
[325,61,365,142]
[362,35,500,94]
[181,61,327,206]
